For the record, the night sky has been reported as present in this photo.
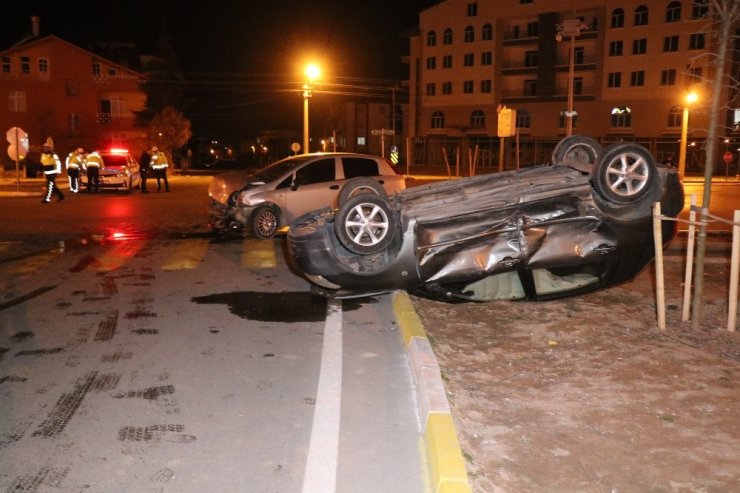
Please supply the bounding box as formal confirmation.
[3,0,439,141]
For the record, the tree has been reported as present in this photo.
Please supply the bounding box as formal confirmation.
[690,0,740,329]
[147,106,192,162]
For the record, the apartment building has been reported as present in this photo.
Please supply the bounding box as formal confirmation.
[0,19,147,167]
[406,0,735,172]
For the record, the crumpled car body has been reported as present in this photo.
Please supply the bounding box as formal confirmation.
[287,138,684,302]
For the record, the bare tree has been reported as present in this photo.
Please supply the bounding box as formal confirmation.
[690,0,740,329]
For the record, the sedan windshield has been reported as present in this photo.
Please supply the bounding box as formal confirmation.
[101,155,130,168]
[249,156,314,184]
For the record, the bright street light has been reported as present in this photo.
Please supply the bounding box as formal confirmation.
[303,63,321,154]
[678,91,699,180]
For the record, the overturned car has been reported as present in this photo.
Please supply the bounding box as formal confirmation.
[287,137,684,302]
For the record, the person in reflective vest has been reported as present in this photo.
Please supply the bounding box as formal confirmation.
[40,145,64,203]
[149,146,170,192]
[65,147,85,193]
[84,150,103,193]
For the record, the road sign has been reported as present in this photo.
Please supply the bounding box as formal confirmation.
[497,106,517,138]
[371,129,395,136]
[6,127,29,161]
[723,151,733,164]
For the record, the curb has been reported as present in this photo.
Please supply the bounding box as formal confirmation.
[393,291,472,493]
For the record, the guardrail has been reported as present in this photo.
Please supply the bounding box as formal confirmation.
[653,196,738,332]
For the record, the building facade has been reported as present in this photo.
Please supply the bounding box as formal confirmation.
[406,0,737,173]
[1,28,147,171]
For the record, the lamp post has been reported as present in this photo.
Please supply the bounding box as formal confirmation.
[678,91,698,180]
[303,63,320,154]
[556,19,587,137]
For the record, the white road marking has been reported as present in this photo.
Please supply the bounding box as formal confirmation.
[301,299,343,493]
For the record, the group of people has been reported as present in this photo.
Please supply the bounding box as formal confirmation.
[39,145,171,203]
[138,146,171,193]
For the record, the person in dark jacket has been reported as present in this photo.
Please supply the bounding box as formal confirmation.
[139,148,151,193]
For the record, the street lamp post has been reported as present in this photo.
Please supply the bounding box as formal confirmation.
[303,63,320,154]
[678,91,698,180]
[556,19,587,137]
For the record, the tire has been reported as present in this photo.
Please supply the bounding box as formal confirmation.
[337,177,386,207]
[250,205,279,239]
[592,143,658,205]
[551,135,602,168]
[335,194,396,255]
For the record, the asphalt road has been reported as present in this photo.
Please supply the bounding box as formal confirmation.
[0,177,425,492]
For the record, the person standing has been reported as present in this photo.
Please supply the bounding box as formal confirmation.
[40,145,64,203]
[139,148,151,193]
[65,147,85,193]
[150,146,170,192]
[84,150,103,193]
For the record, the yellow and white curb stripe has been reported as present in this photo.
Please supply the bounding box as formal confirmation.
[393,291,472,493]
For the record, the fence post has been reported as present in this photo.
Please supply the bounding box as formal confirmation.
[653,202,666,330]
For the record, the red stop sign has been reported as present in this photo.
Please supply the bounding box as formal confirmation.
[724,151,734,164]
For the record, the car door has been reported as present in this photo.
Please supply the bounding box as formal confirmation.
[283,157,340,223]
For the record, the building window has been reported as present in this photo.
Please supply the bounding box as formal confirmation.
[481,51,492,65]
[464,53,475,66]
[611,8,625,28]
[630,71,645,86]
[667,107,683,127]
[611,106,632,127]
[68,113,80,134]
[608,72,622,87]
[427,57,436,69]
[21,56,31,74]
[426,83,436,96]
[516,109,531,128]
[688,66,703,83]
[442,82,452,95]
[464,26,475,43]
[632,38,647,55]
[663,35,679,52]
[482,23,493,41]
[471,110,485,128]
[38,58,49,73]
[92,62,101,76]
[2,56,10,73]
[525,51,538,67]
[660,69,677,85]
[689,33,705,49]
[443,55,453,68]
[480,79,492,93]
[9,91,27,112]
[443,29,453,45]
[574,47,585,64]
[66,80,79,96]
[467,3,478,16]
[559,110,579,129]
[427,30,437,47]
[692,0,709,19]
[524,79,537,96]
[527,22,538,37]
[634,6,649,26]
[574,77,584,95]
[609,40,624,56]
[463,80,474,94]
[666,1,682,22]
[432,111,445,129]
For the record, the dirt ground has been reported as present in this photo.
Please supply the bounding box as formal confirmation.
[411,254,740,493]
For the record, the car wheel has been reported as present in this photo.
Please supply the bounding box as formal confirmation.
[592,143,658,205]
[551,135,602,168]
[335,194,396,255]
[251,205,279,239]
[337,177,387,207]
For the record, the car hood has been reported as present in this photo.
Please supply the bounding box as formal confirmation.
[208,170,254,204]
